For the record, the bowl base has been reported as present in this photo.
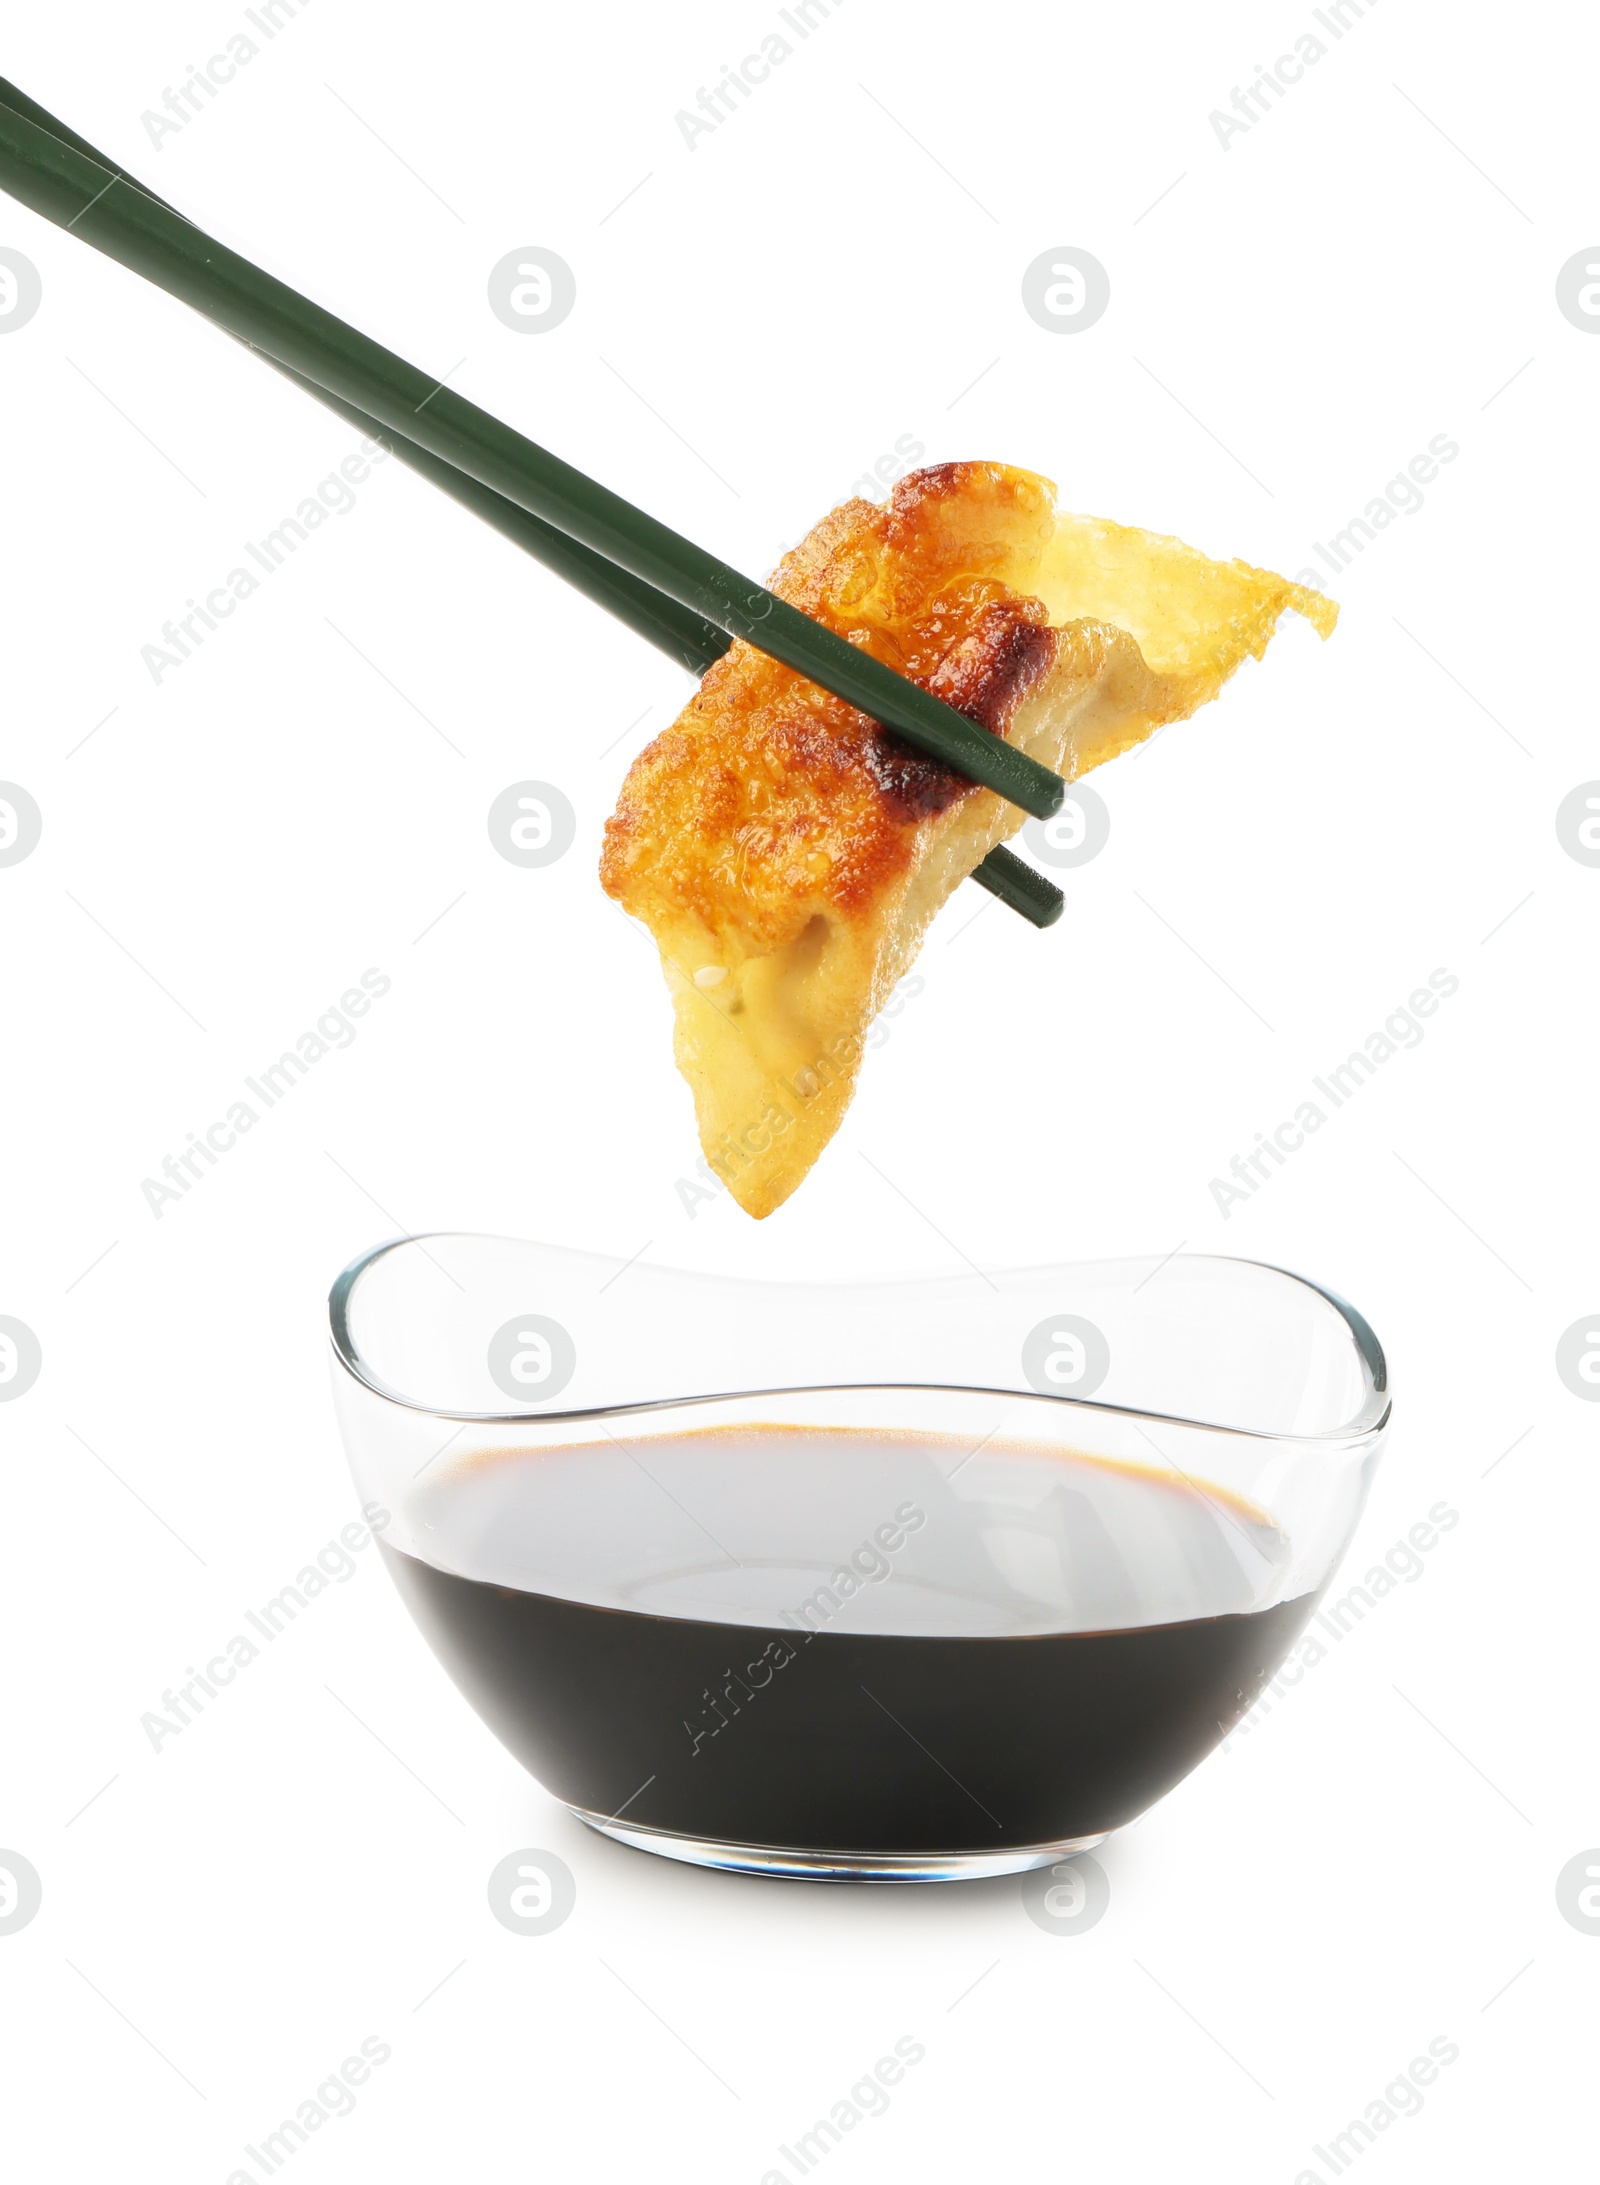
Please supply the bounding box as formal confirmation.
[571,1807,1108,1883]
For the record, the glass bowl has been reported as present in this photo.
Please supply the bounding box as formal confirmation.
[328,1237,1389,1883]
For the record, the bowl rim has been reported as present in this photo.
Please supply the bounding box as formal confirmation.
[327,1234,1391,1447]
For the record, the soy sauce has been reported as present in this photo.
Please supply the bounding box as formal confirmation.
[382,1428,1312,1852]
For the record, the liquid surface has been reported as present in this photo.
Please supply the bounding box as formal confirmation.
[406,1425,1292,1637]
[389,1429,1312,1852]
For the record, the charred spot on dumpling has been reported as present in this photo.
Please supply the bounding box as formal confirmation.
[864,597,1061,823]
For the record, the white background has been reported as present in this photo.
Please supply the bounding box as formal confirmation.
[1,0,1595,2177]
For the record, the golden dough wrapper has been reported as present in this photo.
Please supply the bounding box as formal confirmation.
[601,462,1336,1218]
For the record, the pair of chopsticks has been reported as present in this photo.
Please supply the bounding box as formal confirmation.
[0,81,1065,928]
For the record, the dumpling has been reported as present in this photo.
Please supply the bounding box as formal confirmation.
[600,462,1335,1218]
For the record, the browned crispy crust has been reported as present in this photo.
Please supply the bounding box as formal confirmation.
[599,464,1061,935]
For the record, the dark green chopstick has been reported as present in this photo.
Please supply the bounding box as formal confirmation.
[0,97,1068,825]
[968,845,1064,925]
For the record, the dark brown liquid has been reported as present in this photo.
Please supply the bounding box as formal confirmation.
[382,1449,1313,1851]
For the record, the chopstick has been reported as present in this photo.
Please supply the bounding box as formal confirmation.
[0,96,1070,839]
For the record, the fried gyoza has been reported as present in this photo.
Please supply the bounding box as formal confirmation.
[600,462,1335,1218]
